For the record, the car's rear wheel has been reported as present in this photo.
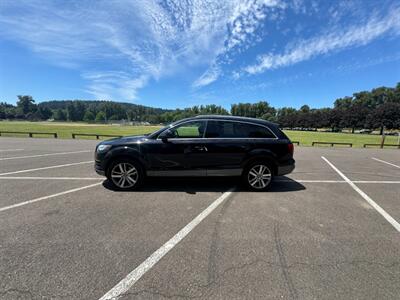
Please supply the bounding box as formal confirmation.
[243,161,273,191]
[106,159,143,190]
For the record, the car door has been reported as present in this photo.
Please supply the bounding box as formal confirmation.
[202,120,252,176]
[144,120,207,176]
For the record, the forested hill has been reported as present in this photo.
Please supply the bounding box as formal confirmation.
[40,100,168,114]
[39,100,170,123]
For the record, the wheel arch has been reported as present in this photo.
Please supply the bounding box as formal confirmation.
[241,152,278,175]
[104,150,147,176]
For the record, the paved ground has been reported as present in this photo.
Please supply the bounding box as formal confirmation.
[0,137,399,300]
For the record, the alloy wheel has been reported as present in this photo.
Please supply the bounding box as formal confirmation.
[247,164,272,189]
[111,162,138,189]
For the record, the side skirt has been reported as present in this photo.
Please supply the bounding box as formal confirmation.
[147,169,242,177]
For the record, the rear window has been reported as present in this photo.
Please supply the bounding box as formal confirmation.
[205,121,276,138]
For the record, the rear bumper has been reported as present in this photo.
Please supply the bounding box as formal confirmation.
[277,160,295,176]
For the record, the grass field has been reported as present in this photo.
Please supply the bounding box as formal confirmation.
[285,130,398,148]
[0,121,160,139]
[0,121,399,148]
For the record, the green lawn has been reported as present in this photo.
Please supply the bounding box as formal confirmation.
[0,121,398,147]
[285,130,398,147]
[0,121,161,139]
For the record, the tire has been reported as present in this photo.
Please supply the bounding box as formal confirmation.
[106,158,144,191]
[242,161,274,191]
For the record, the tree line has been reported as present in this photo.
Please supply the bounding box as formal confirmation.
[1,83,399,133]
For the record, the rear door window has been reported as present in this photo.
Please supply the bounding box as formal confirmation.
[205,121,235,138]
[233,122,276,138]
[205,121,275,138]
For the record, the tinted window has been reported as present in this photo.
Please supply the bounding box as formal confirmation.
[233,122,275,138]
[169,121,206,138]
[205,121,275,138]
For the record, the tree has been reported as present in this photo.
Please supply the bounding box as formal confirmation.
[66,103,77,121]
[83,111,95,122]
[53,109,67,121]
[74,101,86,121]
[341,103,369,133]
[328,108,342,132]
[299,105,310,113]
[0,106,5,119]
[276,107,297,128]
[95,111,106,123]
[16,95,36,116]
[334,96,353,109]
[36,106,52,120]
[109,114,120,121]
[366,102,400,134]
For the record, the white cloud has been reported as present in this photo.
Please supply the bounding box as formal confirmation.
[0,0,286,99]
[1,0,397,98]
[191,0,286,87]
[244,6,400,75]
[82,71,148,101]
[192,66,221,88]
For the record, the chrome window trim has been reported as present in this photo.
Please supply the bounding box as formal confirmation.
[156,118,278,140]
[158,138,278,141]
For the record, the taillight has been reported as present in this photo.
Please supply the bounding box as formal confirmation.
[288,143,294,155]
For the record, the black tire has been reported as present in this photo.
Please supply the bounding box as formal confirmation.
[106,158,144,191]
[242,160,274,191]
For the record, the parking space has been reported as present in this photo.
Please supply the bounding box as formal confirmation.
[320,148,400,182]
[0,137,399,299]
[284,147,344,181]
[0,152,94,176]
[0,162,101,179]
[0,186,225,299]
[356,184,400,222]
[128,184,399,299]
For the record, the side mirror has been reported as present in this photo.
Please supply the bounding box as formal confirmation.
[159,129,174,142]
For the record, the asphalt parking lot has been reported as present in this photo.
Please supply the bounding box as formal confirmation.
[0,137,399,299]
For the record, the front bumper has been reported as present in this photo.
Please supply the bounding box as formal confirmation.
[95,160,105,176]
[277,160,295,176]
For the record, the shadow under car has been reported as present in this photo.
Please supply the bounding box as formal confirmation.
[102,176,305,194]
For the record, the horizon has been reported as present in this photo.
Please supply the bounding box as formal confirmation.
[2,81,400,112]
[1,0,400,110]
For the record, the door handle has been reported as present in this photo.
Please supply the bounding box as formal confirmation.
[193,146,208,152]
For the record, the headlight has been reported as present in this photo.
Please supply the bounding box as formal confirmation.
[97,144,112,152]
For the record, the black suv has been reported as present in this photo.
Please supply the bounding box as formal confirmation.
[95,115,295,191]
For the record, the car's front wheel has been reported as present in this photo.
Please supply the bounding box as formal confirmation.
[106,159,143,190]
[243,161,273,191]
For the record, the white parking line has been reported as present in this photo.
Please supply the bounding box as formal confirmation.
[353,180,400,184]
[0,161,93,176]
[98,188,235,300]
[0,150,91,161]
[276,179,345,183]
[0,182,102,213]
[0,176,102,180]
[275,179,400,184]
[0,149,24,152]
[322,156,400,232]
[372,157,400,169]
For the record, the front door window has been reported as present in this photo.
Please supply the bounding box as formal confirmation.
[169,121,206,138]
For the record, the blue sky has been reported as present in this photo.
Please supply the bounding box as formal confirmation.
[0,0,399,109]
